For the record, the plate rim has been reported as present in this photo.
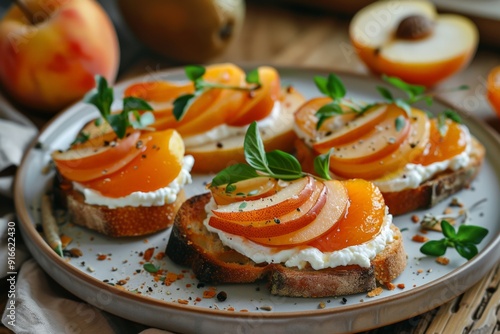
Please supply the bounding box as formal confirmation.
[14,65,500,330]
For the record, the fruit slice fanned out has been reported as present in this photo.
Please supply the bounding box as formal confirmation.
[124,81,194,102]
[212,176,314,221]
[211,177,279,205]
[52,131,147,182]
[209,180,327,238]
[327,104,411,164]
[309,179,386,252]
[82,129,185,198]
[329,108,430,180]
[313,104,388,152]
[248,180,348,246]
[225,66,281,126]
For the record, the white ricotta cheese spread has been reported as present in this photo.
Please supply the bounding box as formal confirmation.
[203,198,394,270]
[182,102,282,148]
[74,155,194,209]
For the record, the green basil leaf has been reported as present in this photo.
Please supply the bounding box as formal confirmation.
[456,225,489,244]
[244,122,269,172]
[395,115,406,132]
[441,220,457,239]
[314,150,332,180]
[143,263,159,273]
[71,132,90,145]
[246,68,261,85]
[442,109,462,124]
[185,65,206,81]
[420,240,447,257]
[314,76,328,95]
[377,86,394,101]
[94,118,102,126]
[123,96,153,113]
[84,75,113,118]
[173,94,195,121]
[326,73,346,100]
[315,102,344,129]
[266,150,304,180]
[107,113,129,139]
[210,163,260,187]
[455,242,478,260]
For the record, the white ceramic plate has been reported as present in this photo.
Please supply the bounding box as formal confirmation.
[15,67,500,334]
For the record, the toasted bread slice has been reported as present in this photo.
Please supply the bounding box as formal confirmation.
[166,193,406,298]
[295,136,485,216]
[185,88,305,174]
[53,173,185,237]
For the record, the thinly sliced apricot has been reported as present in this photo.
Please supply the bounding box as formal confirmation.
[124,81,194,102]
[225,66,281,126]
[412,118,468,165]
[294,97,356,140]
[212,176,314,221]
[175,64,247,137]
[208,181,327,238]
[52,131,147,182]
[82,129,184,198]
[308,179,386,252]
[328,104,411,164]
[210,177,279,205]
[313,104,389,152]
[329,108,430,179]
[248,180,348,246]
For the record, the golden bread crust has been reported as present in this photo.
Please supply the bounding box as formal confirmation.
[165,193,407,297]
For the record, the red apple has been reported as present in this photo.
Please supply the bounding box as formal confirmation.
[0,0,119,113]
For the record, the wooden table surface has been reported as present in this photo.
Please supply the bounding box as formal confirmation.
[2,1,500,333]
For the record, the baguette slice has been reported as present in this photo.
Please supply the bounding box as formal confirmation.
[53,173,185,237]
[295,136,485,216]
[166,193,407,298]
[185,87,305,174]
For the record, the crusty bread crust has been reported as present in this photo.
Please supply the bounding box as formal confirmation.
[54,175,185,237]
[166,193,407,297]
[294,136,485,216]
[382,137,485,215]
[186,88,305,174]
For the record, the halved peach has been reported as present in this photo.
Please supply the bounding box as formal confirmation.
[327,104,411,164]
[248,180,348,246]
[52,131,146,182]
[82,129,184,198]
[309,179,386,252]
[349,0,478,87]
[313,104,389,152]
[210,177,279,205]
[208,181,327,238]
[211,176,314,222]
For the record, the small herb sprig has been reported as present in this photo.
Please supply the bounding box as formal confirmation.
[84,76,155,139]
[173,65,262,121]
[313,74,369,129]
[313,73,468,135]
[420,220,488,260]
[210,122,332,188]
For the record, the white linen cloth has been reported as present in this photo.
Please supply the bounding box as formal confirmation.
[0,95,173,333]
